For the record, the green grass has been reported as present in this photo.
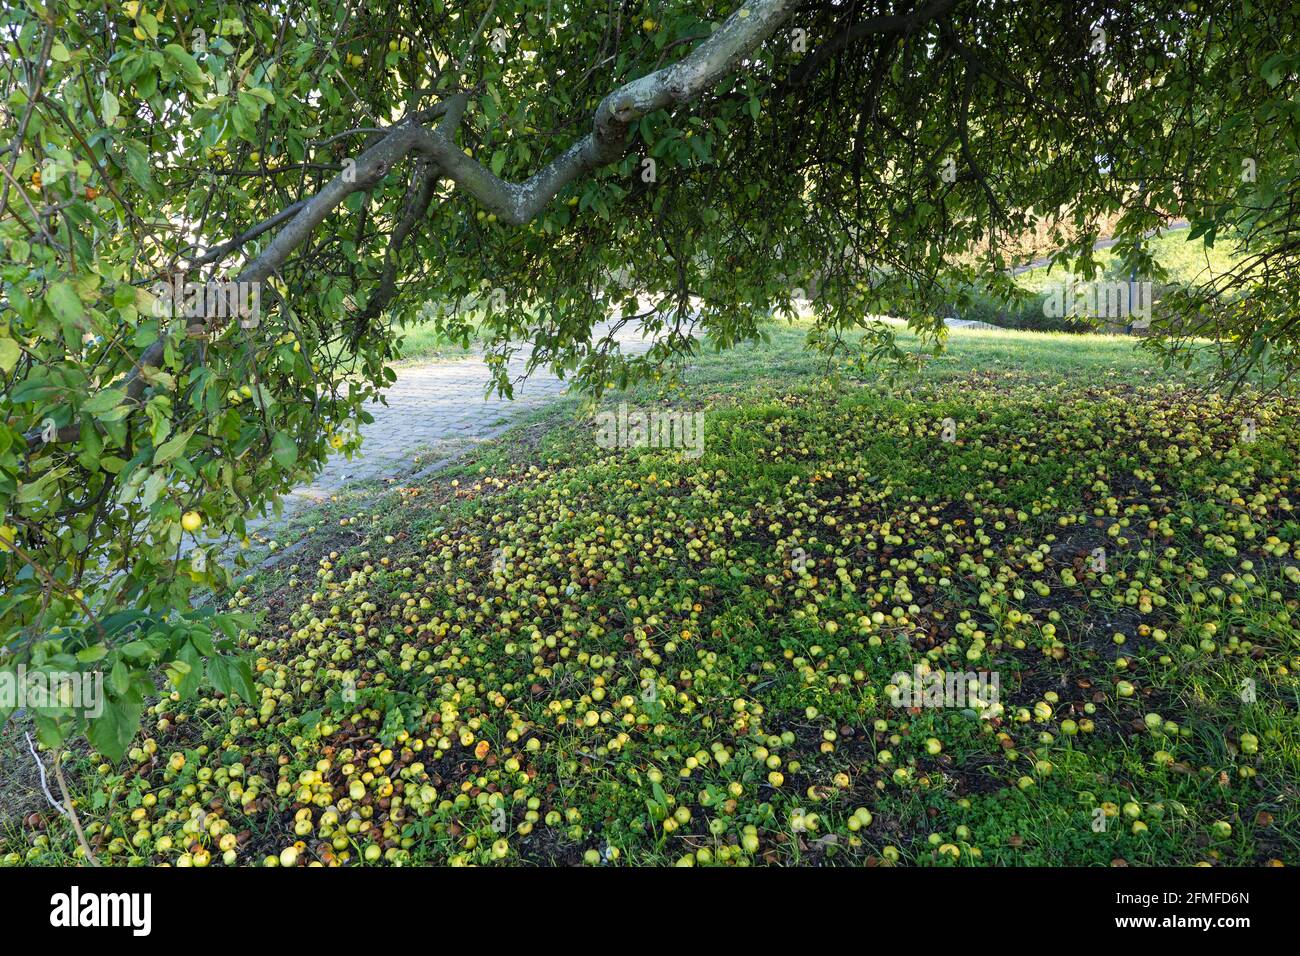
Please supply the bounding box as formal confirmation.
[376,225,1244,365]
[950,227,1250,332]
[388,321,477,364]
[4,324,1297,867]
[1015,228,1246,292]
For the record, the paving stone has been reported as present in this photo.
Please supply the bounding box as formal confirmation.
[254,322,653,531]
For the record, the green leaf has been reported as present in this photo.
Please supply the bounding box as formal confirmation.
[119,639,158,660]
[109,660,132,696]
[34,715,63,750]
[206,653,234,697]
[82,389,126,416]
[87,692,144,762]
[171,643,203,698]
[0,337,20,373]
[164,44,205,90]
[46,282,85,326]
[121,140,157,194]
[76,645,108,664]
[231,659,257,704]
[101,89,120,125]
[270,431,297,468]
[140,470,168,509]
[154,429,193,464]
[1261,52,1290,88]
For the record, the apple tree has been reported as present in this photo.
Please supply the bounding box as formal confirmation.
[2,0,1298,757]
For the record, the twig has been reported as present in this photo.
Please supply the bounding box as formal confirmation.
[183,198,309,271]
[54,749,101,866]
[1,26,53,215]
[2,538,107,640]
[0,161,64,249]
[25,732,66,815]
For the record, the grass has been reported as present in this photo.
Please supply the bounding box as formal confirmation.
[388,321,478,364]
[952,227,1251,332]
[1014,228,1246,293]
[382,226,1243,363]
[4,322,1297,867]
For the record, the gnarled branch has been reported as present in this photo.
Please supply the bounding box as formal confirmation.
[91,0,801,406]
[237,0,798,284]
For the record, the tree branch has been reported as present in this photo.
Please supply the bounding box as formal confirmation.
[80,0,801,405]
[184,198,309,271]
[237,0,797,285]
[1,27,53,218]
[349,158,440,343]
[781,0,956,92]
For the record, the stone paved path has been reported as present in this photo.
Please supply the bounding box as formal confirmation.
[275,321,654,517]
